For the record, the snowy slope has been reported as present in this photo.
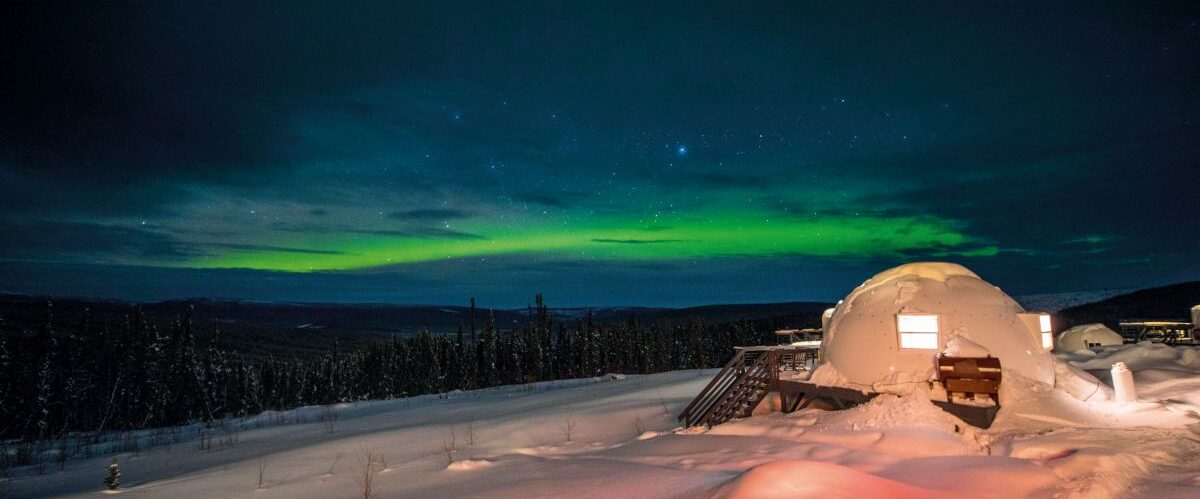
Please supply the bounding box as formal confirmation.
[7,346,1200,498]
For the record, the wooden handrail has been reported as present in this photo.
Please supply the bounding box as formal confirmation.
[678,350,746,424]
[680,346,810,427]
[704,352,769,424]
[704,352,772,426]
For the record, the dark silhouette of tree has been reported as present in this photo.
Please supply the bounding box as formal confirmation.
[0,295,775,443]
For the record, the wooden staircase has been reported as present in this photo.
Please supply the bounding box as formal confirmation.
[679,345,1000,429]
[678,349,777,427]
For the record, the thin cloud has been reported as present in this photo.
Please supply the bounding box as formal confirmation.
[388,209,475,221]
[591,238,685,244]
[352,228,486,240]
[203,243,346,255]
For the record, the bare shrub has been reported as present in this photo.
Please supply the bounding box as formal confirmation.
[164,427,181,447]
[326,453,342,475]
[658,393,671,415]
[256,458,267,489]
[56,437,69,471]
[32,441,45,475]
[116,431,140,455]
[196,427,213,452]
[219,422,240,450]
[321,406,339,435]
[79,435,95,459]
[150,428,166,448]
[352,445,381,499]
[463,420,476,446]
[441,427,458,466]
[559,414,577,442]
[634,415,646,434]
[14,442,37,467]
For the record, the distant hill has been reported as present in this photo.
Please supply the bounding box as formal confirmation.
[0,295,830,333]
[568,301,831,326]
[1012,288,1137,313]
[7,279,1195,360]
[1055,281,1200,331]
[0,295,530,358]
[0,294,832,359]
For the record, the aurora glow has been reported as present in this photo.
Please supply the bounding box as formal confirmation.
[191,213,991,272]
[1,2,1197,306]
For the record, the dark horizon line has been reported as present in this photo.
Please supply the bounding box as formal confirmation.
[0,281,1175,312]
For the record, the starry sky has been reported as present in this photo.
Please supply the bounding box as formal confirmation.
[1,2,1198,306]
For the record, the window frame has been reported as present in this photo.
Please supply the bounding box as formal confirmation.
[896,314,940,350]
[1039,314,1053,350]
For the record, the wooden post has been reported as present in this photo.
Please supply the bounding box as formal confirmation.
[770,349,781,409]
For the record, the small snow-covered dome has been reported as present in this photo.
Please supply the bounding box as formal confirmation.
[1192,305,1200,328]
[819,262,1055,389]
[1055,323,1124,352]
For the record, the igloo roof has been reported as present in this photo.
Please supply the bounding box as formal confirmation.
[819,262,1055,388]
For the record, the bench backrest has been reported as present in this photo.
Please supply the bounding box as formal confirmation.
[937,356,1002,381]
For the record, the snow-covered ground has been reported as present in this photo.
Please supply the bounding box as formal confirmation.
[7,344,1200,498]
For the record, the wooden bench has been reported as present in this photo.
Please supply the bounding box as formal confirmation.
[937,356,1001,399]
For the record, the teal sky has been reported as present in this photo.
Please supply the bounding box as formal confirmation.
[1,2,1197,306]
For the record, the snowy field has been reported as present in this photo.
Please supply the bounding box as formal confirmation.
[6,343,1200,499]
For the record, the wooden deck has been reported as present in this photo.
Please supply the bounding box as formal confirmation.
[677,345,818,427]
[776,380,878,413]
[1119,321,1198,345]
[679,345,1001,429]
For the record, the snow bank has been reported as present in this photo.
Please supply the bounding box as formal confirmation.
[712,460,959,499]
[1061,342,1200,373]
[943,335,991,357]
[1053,358,1114,403]
[446,459,493,470]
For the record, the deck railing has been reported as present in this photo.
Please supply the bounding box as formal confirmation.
[678,345,817,427]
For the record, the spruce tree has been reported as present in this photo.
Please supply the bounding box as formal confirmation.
[468,297,477,343]
[0,329,9,437]
[104,459,121,490]
[479,311,499,387]
[31,300,57,440]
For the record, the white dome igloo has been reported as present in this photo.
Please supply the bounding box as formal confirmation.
[1055,323,1124,352]
[820,262,1055,388]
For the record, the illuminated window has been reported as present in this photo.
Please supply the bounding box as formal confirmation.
[897,314,939,349]
[1040,314,1053,350]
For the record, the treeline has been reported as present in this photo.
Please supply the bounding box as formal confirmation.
[0,295,772,442]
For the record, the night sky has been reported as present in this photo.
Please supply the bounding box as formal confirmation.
[1,2,1198,306]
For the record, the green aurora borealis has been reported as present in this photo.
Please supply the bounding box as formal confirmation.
[191,212,993,272]
[1,2,1197,305]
